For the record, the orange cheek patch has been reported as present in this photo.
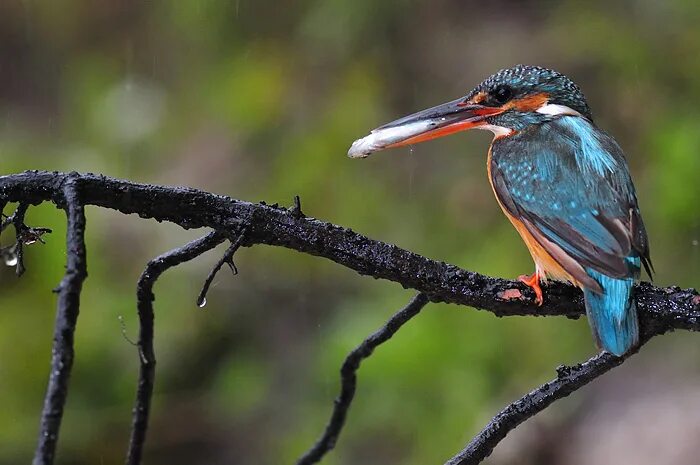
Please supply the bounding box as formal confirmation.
[505,92,549,112]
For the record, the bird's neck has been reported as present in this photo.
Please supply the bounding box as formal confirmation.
[485,111,554,135]
[483,105,589,140]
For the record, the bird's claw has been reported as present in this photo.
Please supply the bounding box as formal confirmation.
[518,272,543,306]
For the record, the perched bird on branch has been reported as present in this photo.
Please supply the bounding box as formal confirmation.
[349,65,653,356]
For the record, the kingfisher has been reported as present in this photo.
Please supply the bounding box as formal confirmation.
[348,65,653,356]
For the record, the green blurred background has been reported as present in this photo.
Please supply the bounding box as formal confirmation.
[1,1,699,464]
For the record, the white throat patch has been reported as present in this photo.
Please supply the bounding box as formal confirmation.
[478,124,515,138]
[536,103,582,117]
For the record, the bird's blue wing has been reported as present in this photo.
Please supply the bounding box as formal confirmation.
[491,116,652,284]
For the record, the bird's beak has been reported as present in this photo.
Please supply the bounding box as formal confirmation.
[348,97,503,158]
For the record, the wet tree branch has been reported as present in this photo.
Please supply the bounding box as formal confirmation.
[442,338,650,465]
[0,170,697,465]
[32,180,87,465]
[297,293,430,465]
[126,231,227,465]
[196,227,248,308]
[1,171,697,327]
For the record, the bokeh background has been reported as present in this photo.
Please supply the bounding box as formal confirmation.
[1,1,699,464]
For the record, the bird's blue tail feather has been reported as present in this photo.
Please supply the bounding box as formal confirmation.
[583,262,639,356]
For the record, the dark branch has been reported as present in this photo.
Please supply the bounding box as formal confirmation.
[442,284,673,464]
[196,226,248,308]
[0,171,697,329]
[127,231,226,465]
[33,180,88,465]
[445,320,663,465]
[444,349,637,465]
[297,293,430,465]
[1,170,698,465]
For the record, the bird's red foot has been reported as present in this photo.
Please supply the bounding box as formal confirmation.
[518,272,543,306]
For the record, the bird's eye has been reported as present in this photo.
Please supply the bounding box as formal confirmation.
[491,85,513,104]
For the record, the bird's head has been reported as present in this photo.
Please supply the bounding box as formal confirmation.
[348,65,593,158]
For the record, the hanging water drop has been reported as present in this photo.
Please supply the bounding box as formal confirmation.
[4,254,18,267]
[197,297,207,308]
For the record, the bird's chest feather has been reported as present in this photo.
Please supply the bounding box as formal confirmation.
[487,117,630,220]
[484,119,616,283]
[487,144,576,282]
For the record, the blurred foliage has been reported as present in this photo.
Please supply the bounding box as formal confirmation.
[0,1,698,464]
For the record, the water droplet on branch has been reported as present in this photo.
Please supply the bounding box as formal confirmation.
[4,253,18,267]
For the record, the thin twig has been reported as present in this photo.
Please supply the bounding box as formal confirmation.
[296,293,430,465]
[33,181,88,465]
[443,332,657,465]
[118,315,139,348]
[290,195,304,218]
[0,199,8,263]
[196,226,248,308]
[0,202,51,275]
[10,203,29,275]
[126,231,226,465]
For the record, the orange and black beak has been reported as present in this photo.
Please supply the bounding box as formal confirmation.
[348,97,503,158]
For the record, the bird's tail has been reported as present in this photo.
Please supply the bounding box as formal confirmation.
[583,266,639,357]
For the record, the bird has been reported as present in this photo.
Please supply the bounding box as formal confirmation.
[348,65,653,356]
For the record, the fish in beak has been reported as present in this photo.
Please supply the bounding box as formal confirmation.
[348,97,504,158]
